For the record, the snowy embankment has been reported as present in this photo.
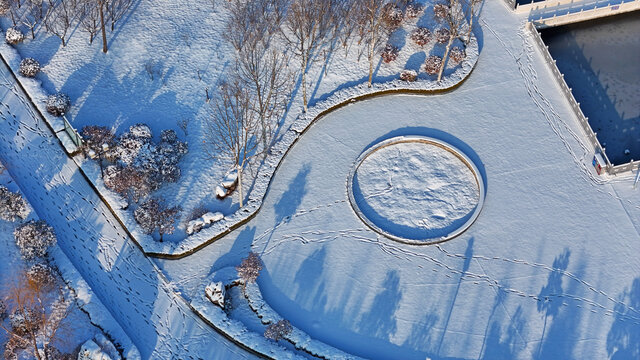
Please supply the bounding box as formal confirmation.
[51,247,141,360]
[243,282,365,360]
[0,164,138,359]
[145,35,480,257]
[190,268,305,360]
[191,267,362,360]
[0,42,77,152]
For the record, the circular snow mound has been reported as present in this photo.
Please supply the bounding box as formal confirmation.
[348,136,484,244]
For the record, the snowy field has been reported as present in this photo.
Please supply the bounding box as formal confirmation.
[0,163,104,357]
[157,2,640,359]
[1,0,640,359]
[541,11,640,165]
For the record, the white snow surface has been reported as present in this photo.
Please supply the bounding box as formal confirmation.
[353,140,479,240]
[157,2,640,360]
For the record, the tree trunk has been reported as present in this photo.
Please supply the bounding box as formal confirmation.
[30,27,35,40]
[237,164,244,208]
[31,334,42,360]
[99,2,108,53]
[301,57,308,113]
[368,37,374,87]
[437,35,454,82]
[466,12,475,44]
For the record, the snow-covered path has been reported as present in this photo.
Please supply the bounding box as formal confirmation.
[157,2,640,359]
[0,62,255,359]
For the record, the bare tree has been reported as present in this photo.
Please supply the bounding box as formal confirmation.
[236,42,290,157]
[435,0,466,82]
[355,0,397,87]
[133,198,180,242]
[105,0,132,31]
[281,0,336,112]
[224,0,287,52]
[204,78,262,208]
[43,0,77,46]
[0,268,71,360]
[22,0,45,39]
[334,1,359,57]
[236,252,262,291]
[465,0,481,44]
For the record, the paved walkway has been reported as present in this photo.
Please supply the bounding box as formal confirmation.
[0,62,255,359]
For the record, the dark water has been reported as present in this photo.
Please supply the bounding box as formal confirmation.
[541,12,640,165]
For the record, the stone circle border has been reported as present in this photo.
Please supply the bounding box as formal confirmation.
[347,136,485,245]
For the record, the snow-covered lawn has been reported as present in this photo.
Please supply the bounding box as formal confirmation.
[157,1,640,359]
[1,0,476,250]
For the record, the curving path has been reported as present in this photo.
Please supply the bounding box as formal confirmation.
[158,1,640,359]
[0,61,256,359]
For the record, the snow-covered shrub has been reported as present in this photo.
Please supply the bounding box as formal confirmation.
[103,165,150,203]
[449,46,465,64]
[19,58,41,78]
[236,252,262,286]
[0,0,10,16]
[112,125,187,190]
[45,93,71,116]
[424,55,442,75]
[134,198,180,241]
[78,340,113,360]
[186,212,223,235]
[0,185,29,221]
[5,27,24,45]
[27,263,57,290]
[264,320,292,341]
[405,3,424,19]
[382,4,404,30]
[381,44,399,63]
[14,220,56,260]
[400,69,417,82]
[435,28,450,44]
[129,123,152,139]
[433,3,449,21]
[81,126,116,157]
[160,129,178,144]
[410,27,431,47]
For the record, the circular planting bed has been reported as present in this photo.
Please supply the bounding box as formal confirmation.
[347,136,485,244]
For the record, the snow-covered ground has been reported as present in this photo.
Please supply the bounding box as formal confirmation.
[0,59,254,359]
[157,1,640,359]
[1,0,473,247]
[541,11,640,164]
[0,164,103,357]
[351,137,481,242]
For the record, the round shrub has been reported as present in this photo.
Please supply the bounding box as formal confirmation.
[449,46,465,64]
[424,55,442,75]
[19,58,40,77]
[410,27,431,47]
[5,27,24,45]
[45,93,71,116]
[400,70,417,82]
[435,28,450,44]
[381,44,399,64]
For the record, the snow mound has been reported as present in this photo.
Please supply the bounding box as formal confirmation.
[348,136,484,244]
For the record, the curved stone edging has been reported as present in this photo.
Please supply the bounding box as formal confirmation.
[346,136,485,245]
[144,35,480,258]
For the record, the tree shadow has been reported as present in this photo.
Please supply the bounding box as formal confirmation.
[607,278,640,360]
[535,249,584,360]
[481,306,525,360]
[292,246,327,310]
[357,270,403,341]
[209,226,256,275]
[273,163,311,224]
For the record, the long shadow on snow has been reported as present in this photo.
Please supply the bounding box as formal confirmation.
[607,278,640,360]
